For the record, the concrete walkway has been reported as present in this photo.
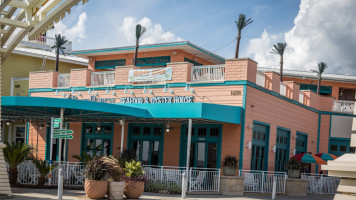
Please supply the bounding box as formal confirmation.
[3,188,335,200]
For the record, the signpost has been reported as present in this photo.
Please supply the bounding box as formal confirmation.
[53,118,61,128]
[53,134,73,139]
[53,129,73,134]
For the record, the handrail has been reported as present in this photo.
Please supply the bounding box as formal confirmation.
[191,65,225,82]
[91,71,115,86]
[57,73,71,88]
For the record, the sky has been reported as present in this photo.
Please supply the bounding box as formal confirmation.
[48,0,356,75]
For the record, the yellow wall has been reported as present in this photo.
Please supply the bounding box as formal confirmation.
[2,53,86,96]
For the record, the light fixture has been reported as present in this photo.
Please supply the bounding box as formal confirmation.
[119,120,124,125]
[247,125,254,129]
[88,88,92,94]
[149,90,154,95]
[112,91,117,96]
[246,142,252,149]
[97,124,101,132]
[6,121,10,126]
[55,90,59,95]
[94,92,98,96]
[292,149,296,155]
[130,91,135,95]
[124,85,128,94]
[78,92,82,97]
[105,88,109,94]
[71,88,75,95]
[169,89,174,94]
[143,86,147,94]
[163,85,168,92]
[272,146,276,153]
[185,84,189,91]
[166,124,171,133]
[190,88,195,93]
[62,93,65,97]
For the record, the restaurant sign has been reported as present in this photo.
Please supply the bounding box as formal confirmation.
[128,67,172,82]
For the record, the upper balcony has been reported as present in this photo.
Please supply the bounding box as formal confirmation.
[91,71,115,87]
[332,100,355,113]
[191,65,225,82]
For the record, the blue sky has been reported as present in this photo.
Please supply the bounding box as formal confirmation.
[49,0,356,75]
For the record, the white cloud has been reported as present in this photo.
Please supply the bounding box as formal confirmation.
[246,0,356,75]
[48,12,87,44]
[118,17,183,46]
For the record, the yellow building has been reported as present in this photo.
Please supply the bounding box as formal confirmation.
[1,37,88,144]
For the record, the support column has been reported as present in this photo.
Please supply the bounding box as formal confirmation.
[120,119,125,154]
[184,119,193,195]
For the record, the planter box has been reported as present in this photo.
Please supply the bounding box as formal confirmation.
[285,178,307,196]
[220,176,244,196]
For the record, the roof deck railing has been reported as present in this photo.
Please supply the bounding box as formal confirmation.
[191,65,225,82]
[280,82,287,96]
[299,91,304,104]
[57,73,71,88]
[91,71,115,87]
[256,72,265,87]
[332,100,355,113]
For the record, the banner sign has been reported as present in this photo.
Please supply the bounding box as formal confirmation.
[128,67,172,82]
[120,96,194,104]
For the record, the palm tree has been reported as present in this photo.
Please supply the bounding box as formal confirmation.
[33,158,56,187]
[235,14,253,58]
[3,141,32,185]
[270,42,287,81]
[72,151,94,166]
[52,34,68,72]
[311,62,328,94]
[133,24,146,66]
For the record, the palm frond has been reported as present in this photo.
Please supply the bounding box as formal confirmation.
[52,34,68,50]
[4,141,32,167]
[270,42,287,55]
[312,62,328,77]
[235,14,253,31]
[136,24,146,40]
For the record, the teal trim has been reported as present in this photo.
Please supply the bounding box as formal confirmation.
[95,59,126,69]
[329,137,350,141]
[45,126,50,160]
[316,113,321,173]
[296,132,308,154]
[80,123,84,158]
[179,124,222,168]
[26,122,29,144]
[239,85,247,170]
[136,56,171,67]
[300,84,332,94]
[328,115,332,154]
[81,123,114,156]
[277,126,291,132]
[184,57,202,66]
[329,138,351,156]
[251,121,270,171]
[253,120,271,127]
[65,123,69,161]
[275,127,291,172]
[296,131,308,136]
[186,43,225,62]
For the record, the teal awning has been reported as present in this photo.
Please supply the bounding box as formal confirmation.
[1,96,241,124]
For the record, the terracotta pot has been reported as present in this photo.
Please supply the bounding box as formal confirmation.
[223,166,237,176]
[288,169,301,179]
[108,181,125,200]
[124,181,144,199]
[84,179,108,199]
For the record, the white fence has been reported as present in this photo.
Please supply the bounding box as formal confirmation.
[13,161,85,187]
[332,100,355,113]
[57,73,71,88]
[280,82,287,96]
[91,71,115,87]
[299,91,304,104]
[191,65,225,82]
[143,165,220,192]
[301,173,340,194]
[256,73,265,87]
[239,170,287,193]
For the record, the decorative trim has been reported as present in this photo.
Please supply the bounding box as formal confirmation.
[239,85,247,170]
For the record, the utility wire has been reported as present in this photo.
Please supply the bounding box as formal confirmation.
[212,38,237,52]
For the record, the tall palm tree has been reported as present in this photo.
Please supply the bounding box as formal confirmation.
[235,14,253,58]
[52,34,68,72]
[133,24,146,66]
[311,62,328,94]
[270,42,287,81]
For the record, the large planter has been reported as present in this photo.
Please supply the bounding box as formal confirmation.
[223,166,237,176]
[85,179,108,199]
[287,169,300,179]
[124,181,144,199]
[108,181,125,200]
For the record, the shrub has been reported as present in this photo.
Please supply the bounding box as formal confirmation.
[72,151,94,166]
[122,160,147,182]
[84,156,110,181]
[167,184,181,194]
[144,181,166,193]
[286,158,301,170]
[33,158,56,187]
[118,149,136,168]
[223,155,238,167]
[102,156,123,182]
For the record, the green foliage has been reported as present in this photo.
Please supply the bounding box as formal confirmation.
[286,158,301,170]
[52,34,68,54]
[167,184,182,194]
[223,155,238,167]
[311,62,328,78]
[84,156,110,181]
[118,149,136,168]
[271,42,287,56]
[235,14,253,31]
[124,160,145,178]
[102,156,123,182]
[135,24,146,40]
[4,141,32,167]
[144,181,166,193]
[72,151,94,166]
[33,158,56,178]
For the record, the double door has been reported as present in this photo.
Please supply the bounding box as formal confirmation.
[82,123,113,156]
[250,123,269,171]
[296,133,308,154]
[275,128,290,172]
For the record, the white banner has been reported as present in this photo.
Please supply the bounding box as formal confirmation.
[128,67,172,82]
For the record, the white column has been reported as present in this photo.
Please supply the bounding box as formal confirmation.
[184,119,193,195]
[120,119,125,154]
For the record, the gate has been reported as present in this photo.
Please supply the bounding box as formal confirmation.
[239,170,287,193]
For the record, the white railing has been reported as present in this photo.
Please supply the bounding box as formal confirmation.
[143,165,185,187]
[301,173,340,194]
[12,161,85,187]
[57,73,71,88]
[239,170,287,193]
[188,167,220,192]
[332,100,355,113]
[256,73,265,87]
[191,65,225,82]
[280,82,287,96]
[91,71,115,87]
[299,91,304,104]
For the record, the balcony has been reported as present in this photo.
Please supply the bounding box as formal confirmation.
[280,82,287,96]
[256,72,265,87]
[6,36,72,53]
[191,65,225,82]
[299,92,304,104]
[332,100,355,113]
[57,73,70,88]
[91,71,115,87]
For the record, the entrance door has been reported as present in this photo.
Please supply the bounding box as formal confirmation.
[296,132,308,154]
[180,125,221,168]
[250,122,269,171]
[82,123,113,156]
[128,124,164,166]
[275,128,290,172]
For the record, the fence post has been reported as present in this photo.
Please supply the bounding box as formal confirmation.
[181,172,187,199]
[272,176,277,199]
[57,168,63,199]
[261,172,264,193]
[160,166,163,183]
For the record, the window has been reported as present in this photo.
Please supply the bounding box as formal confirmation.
[14,126,26,144]
[210,127,219,137]
[95,59,126,69]
[300,84,332,95]
[330,145,338,151]
[82,123,113,156]
[340,146,347,152]
[136,56,171,66]
[197,128,207,136]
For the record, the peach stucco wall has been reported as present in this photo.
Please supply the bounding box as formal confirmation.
[28,123,47,160]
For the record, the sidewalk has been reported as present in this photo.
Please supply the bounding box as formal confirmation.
[5,188,335,200]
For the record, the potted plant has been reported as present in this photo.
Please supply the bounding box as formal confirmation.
[223,156,238,176]
[33,158,56,187]
[286,158,301,178]
[103,156,125,200]
[84,156,110,199]
[123,160,147,199]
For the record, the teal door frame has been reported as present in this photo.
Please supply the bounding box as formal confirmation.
[296,132,308,154]
[275,127,290,171]
[179,124,222,168]
[127,123,164,165]
[81,123,114,156]
[250,121,270,171]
